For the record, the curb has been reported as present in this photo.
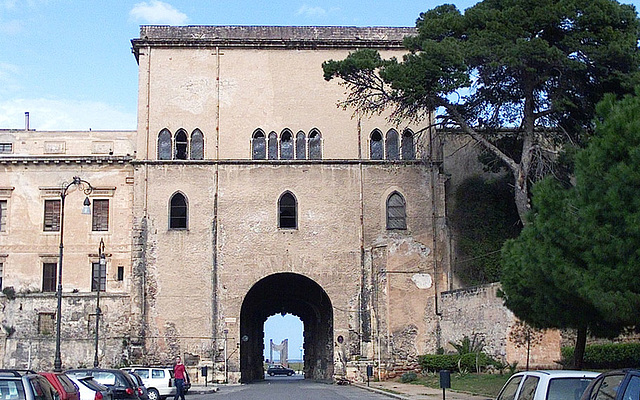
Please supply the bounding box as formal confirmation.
[352,383,410,400]
[187,386,220,394]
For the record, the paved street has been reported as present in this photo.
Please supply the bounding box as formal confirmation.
[187,375,394,399]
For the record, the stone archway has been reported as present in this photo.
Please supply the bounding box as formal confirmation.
[240,273,333,382]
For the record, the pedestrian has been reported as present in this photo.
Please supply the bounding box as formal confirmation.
[173,356,189,400]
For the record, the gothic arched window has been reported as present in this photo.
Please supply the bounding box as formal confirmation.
[280,129,294,160]
[296,131,306,160]
[278,191,297,229]
[158,129,172,160]
[386,191,406,230]
[169,192,188,230]
[175,129,188,160]
[268,132,278,160]
[252,129,266,160]
[309,129,322,160]
[386,129,399,160]
[401,129,415,160]
[370,129,383,160]
[190,129,204,160]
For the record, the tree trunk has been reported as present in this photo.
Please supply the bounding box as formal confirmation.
[574,327,587,369]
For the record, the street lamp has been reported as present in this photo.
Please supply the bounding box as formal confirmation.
[54,176,94,372]
[93,238,105,367]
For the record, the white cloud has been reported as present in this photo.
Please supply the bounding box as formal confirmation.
[295,4,327,17]
[0,98,137,131]
[129,0,188,25]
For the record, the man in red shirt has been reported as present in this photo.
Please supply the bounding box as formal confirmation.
[173,356,189,400]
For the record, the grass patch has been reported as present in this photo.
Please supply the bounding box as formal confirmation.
[412,373,511,397]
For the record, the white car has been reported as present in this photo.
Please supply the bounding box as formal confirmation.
[496,370,600,400]
[67,375,114,400]
[120,368,175,400]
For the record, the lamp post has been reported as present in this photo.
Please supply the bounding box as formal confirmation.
[54,176,94,372]
[93,238,105,367]
[223,329,229,383]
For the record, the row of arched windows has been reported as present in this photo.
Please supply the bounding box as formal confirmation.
[158,128,204,160]
[252,129,322,160]
[168,190,407,230]
[371,129,415,160]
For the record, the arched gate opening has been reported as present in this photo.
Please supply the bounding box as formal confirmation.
[240,273,333,382]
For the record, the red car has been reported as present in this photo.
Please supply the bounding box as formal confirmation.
[39,372,81,400]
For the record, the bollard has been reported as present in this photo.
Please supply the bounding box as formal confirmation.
[440,369,451,400]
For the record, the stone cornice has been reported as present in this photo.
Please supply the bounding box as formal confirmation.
[0,156,133,165]
[131,25,415,61]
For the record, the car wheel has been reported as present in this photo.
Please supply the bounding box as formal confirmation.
[148,389,159,400]
[288,372,293,376]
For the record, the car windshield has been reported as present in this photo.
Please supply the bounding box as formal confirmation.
[0,380,26,400]
[547,377,594,400]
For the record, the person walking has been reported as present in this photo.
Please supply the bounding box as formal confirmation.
[173,356,189,400]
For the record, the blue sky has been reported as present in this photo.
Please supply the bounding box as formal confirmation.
[0,0,499,131]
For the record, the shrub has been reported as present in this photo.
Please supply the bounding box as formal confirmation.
[420,354,459,372]
[562,342,640,369]
[401,372,417,383]
[459,352,492,373]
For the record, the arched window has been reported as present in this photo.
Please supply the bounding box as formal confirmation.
[296,131,306,160]
[386,191,406,230]
[401,129,415,160]
[190,129,204,160]
[169,192,188,229]
[386,129,399,160]
[175,129,188,160]
[268,131,278,160]
[252,129,266,160]
[278,192,297,229]
[158,129,172,160]
[309,129,322,160]
[280,129,294,160]
[370,129,383,160]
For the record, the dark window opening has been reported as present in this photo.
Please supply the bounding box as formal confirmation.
[296,131,306,160]
[386,192,407,230]
[309,129,322,160]
[402,129,415,160]
[169,193,188,229]
[175,130,188,160]
[117,266,124,281]
[42,262,57,292]
[92,199,109,231]
[91,261,106,292]
[279,192,297,229]
[370,130,383,160]
[158,129,172,160]
[268,132,278,160]
[386,129,399,160]
[38,312,55,335]
[0,200,6,232]
[252,130,266,160]
[190,129,204,160]
[44,200,61,232]
[280,130,294,160]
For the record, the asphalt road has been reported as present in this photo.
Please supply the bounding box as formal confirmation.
[187,375,392,399]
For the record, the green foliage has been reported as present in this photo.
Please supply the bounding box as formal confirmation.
[561,343,640,369]
[419,354,459,372]
[459,353,493,373]
[451,176,521,285]
[449,334,486,355]
[400,372,418,383]
[2,286,16,300]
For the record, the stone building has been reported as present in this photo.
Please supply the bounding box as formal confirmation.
[0,26,561,382]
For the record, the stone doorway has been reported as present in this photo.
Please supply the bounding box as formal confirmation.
[239,273,333,382]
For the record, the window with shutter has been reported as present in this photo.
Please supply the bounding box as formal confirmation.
[44,200,61,231]
[42,263,57,292]
[92,199,109,231]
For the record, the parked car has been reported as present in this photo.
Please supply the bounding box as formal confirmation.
[266,364,295,376]
[67,375,113,400]
[580,369,640,400]
[0,369,59,400]
[496,370,599,400]
[65,369,138,400]
[39,373,80,400]
[120,367,176,400]
[125,374,148,400]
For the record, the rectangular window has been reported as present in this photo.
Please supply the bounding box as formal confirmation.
[44,200,61,232]
[92,199,109,231]
[38,312,55,335]
[117,266,124,281]
[42,263,57,292]
[91,262,106,292]
[0,143,12,154]
[0,200,6,232]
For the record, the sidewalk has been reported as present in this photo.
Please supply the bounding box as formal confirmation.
[354,381,492,400]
